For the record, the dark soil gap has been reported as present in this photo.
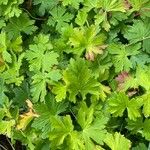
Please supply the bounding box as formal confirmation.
[0,135,26,150]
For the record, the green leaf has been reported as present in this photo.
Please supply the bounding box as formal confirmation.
[110,12,128,26]
[0,32,11,63]
[61,0,83,9]
[108,43,140,72]
[0,108,5,120]
[104,132,131,150]
[83,0,99,11]
[0,0,23,18]
[26,34,61,102]
[141,92,150,117]
[0,31,23,64]
[63,58,100,102]
[132,143,147,150]
[124,19,150,53]
[98,0,126,12]
[127,118,150,140]
[31,70,61,102]
[108,92,129,117]
[77,102,108,150]
[5,13,37,39]
[69,25,106,56]
[138,1,150,17]
[0,120,15,137]
[135,67,150,91]
[26,34,57,72]
[122,67,150,91]
[33,0,59,16]
[88,53,112,78]
[124,19,150,43]
[143,119,150,140]
[0,0,8,5]
[127,98,142,120]
[1,53,25,86]
[32,95,68,138]
[47,6,73,32]
[126,117,143,134]
[13,81,30,107]
[128,0,149,11]
[49,115,74,147]
[95,0,126,31]
[0,18,6,29]
[75,10,88,26]
[108,92,142,120]
[68,131,84,150]
[77,102,94,129]
[8,36,22,52]
[52,83,67,102]
[131,53,150,69]
[0,79,4,105]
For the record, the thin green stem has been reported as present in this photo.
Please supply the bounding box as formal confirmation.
[21,8,47,21]
[69,108,77,121]
[86,20,90,27]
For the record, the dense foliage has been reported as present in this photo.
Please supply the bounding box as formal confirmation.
[0,0,150,149]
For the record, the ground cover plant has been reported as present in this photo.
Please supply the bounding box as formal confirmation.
[0,0,150,149]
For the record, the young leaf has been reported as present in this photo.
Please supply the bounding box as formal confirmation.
[108,92,142,120]
[49,115,74,147]
[0,120,15,137]
[77,102,108,150]
[0,32,11,63]
[0,0,23,18]
[52,83,67,102]
[135,67,150,91]
[104,132,131,150]
[128,0,150,12]
[83,0,99,11]
[63,58,100,102]
[69,25,106,57]
[75,10,88,26]
[61,0,83,9]
[127,98,142,120]
[98,0,126,12]
[141,92,150,117]
[108,92,129,117]
[0,32,23,64]
[1,53,25,86]
[67,131,84,150]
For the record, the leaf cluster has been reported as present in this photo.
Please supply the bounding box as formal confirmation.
[0,0,150,149]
